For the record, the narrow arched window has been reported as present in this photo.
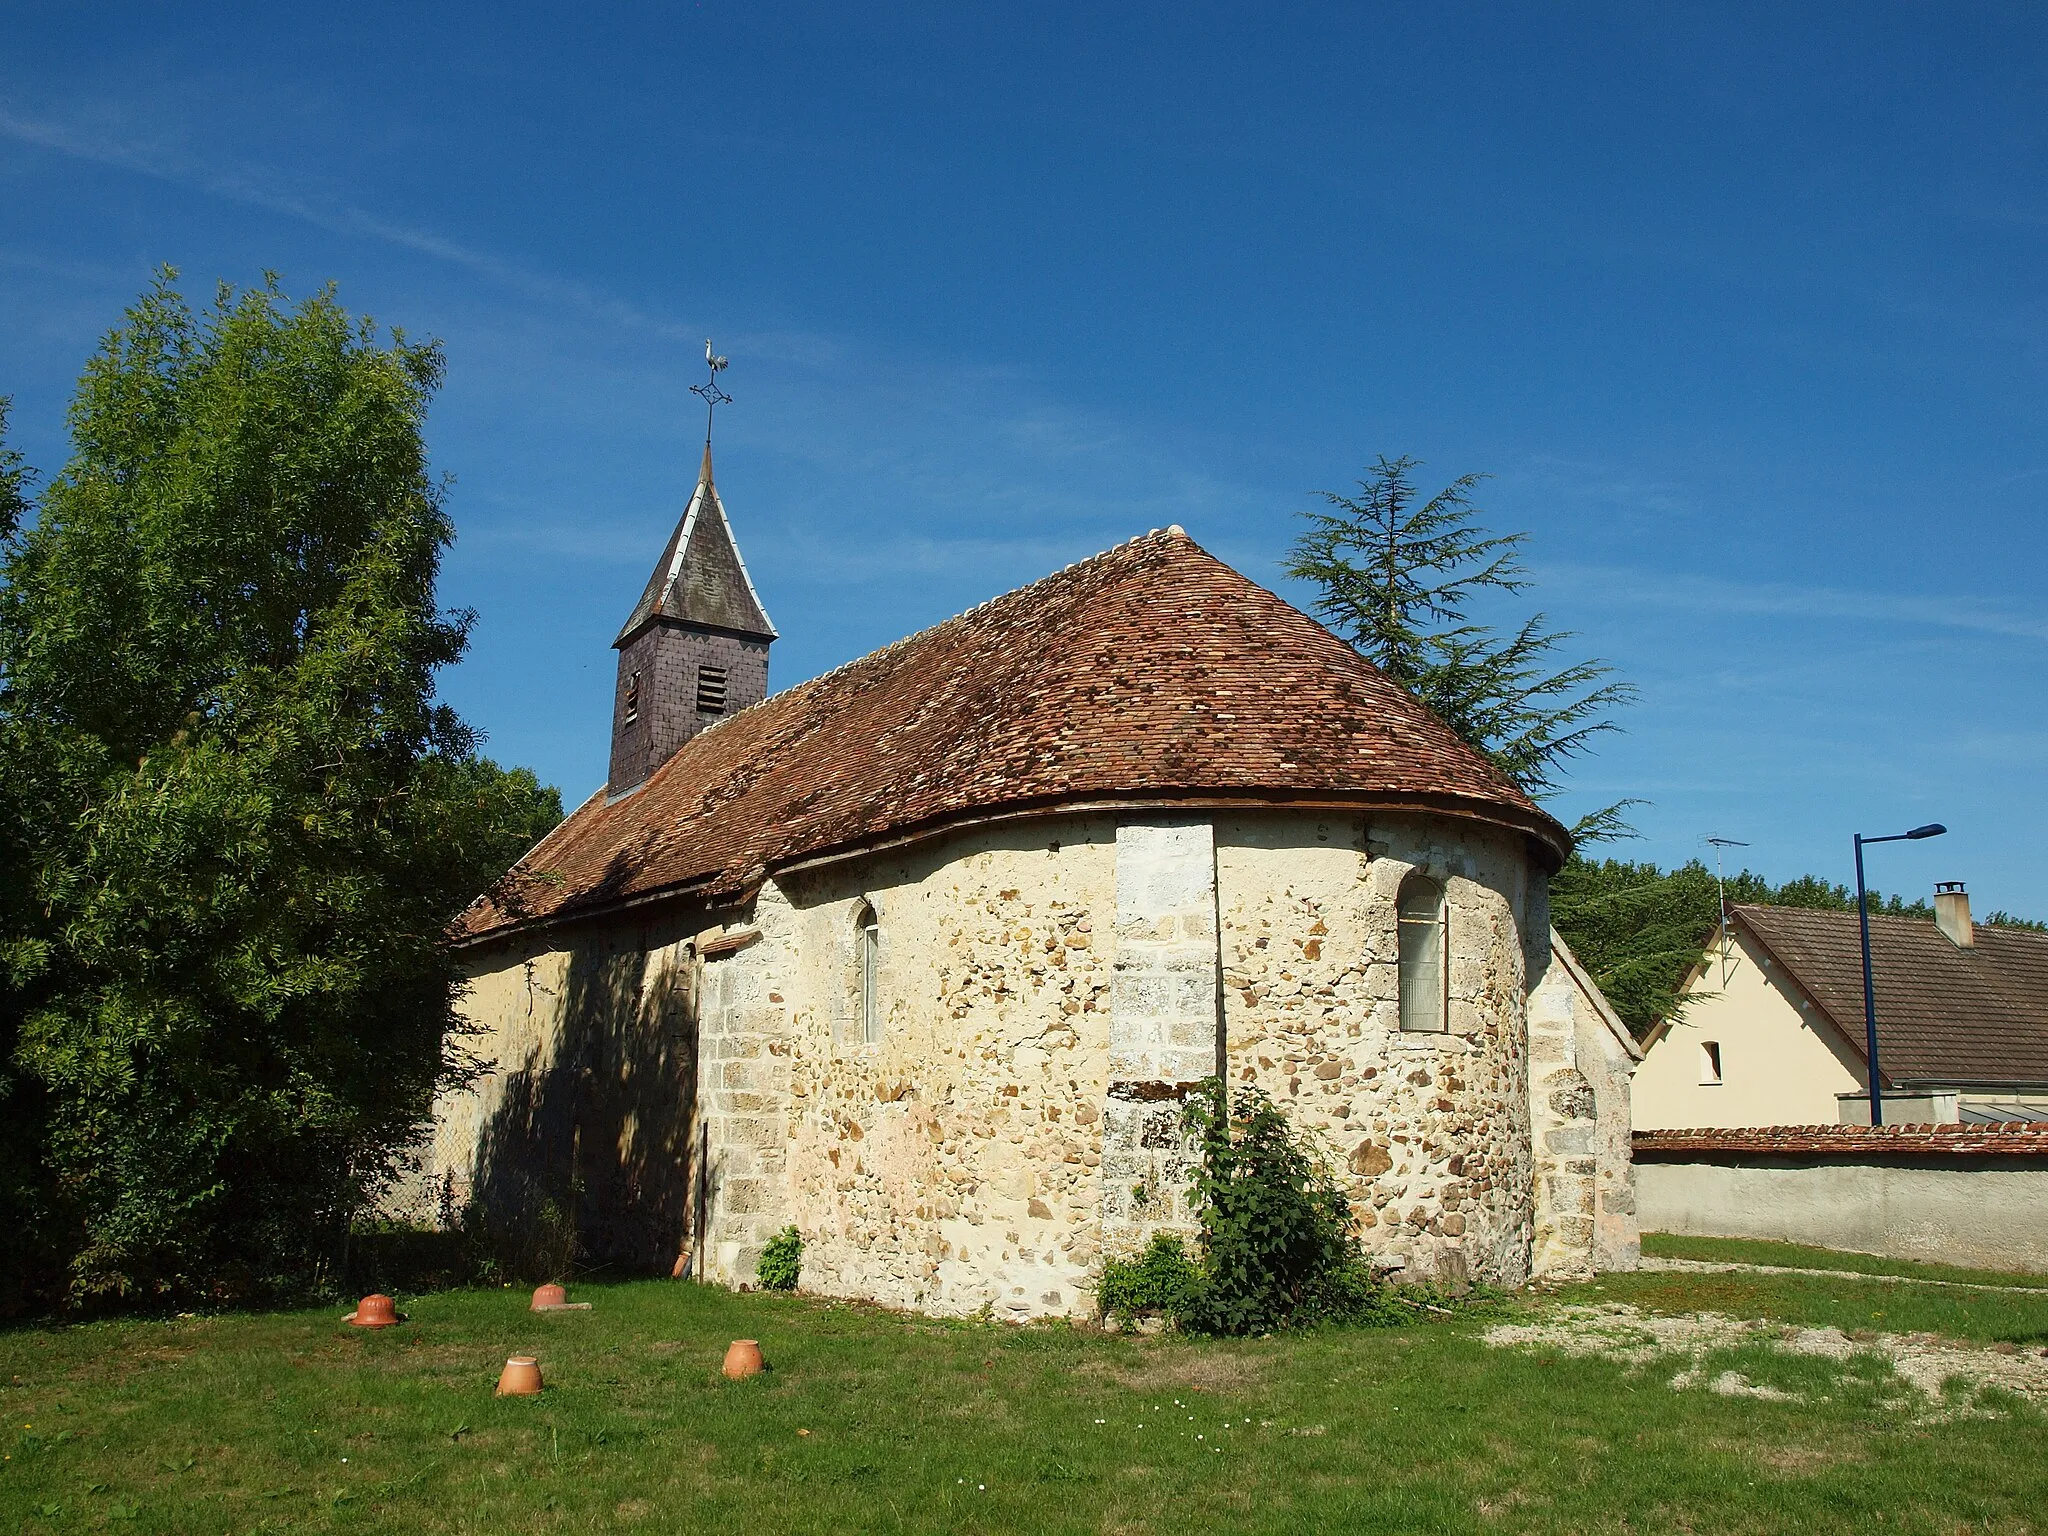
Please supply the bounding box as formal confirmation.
[1397,875,1447,1033]
[855,901,880,1043]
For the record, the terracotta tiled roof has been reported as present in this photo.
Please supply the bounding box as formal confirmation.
[1732,904,2048,1088]
[1635,1123,2048,1158]
[459,528,1567,942]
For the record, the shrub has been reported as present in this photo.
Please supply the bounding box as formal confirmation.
[1097,1232,1203,1323]
[757,1226,802,1291]
[1179,1081,1401,1334]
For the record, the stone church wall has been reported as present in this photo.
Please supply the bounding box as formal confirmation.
[711,813,1120,1318]
[1526,921,1641,1278]
[693,807,1570,1311]
[425,804,1625,1316]
[1214,811,1538,1288]
[414,908,703,1274]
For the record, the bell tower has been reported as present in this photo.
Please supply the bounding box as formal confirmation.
[607,345,776,796]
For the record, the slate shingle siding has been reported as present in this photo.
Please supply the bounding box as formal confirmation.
[608,625,772,794]
[614,455,775,644]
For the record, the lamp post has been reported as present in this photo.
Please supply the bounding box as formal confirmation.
[1853,823,1946,1126]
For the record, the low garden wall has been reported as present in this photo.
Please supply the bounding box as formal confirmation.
[1634,1124,2048,1274]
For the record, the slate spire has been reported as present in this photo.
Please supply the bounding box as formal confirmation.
[615,442,777,648]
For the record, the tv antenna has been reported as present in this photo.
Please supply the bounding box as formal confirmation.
[1703,836,1750,985]
[691,339,732,449]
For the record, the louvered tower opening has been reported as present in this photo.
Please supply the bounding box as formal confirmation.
[696,665,728,717]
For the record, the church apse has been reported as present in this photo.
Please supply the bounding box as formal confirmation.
[428,486,1629,1312]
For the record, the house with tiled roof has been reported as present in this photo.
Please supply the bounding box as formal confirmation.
[1633,888,2048,1131]
[414,443,1641,1315]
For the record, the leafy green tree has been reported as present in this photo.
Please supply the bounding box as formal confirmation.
[0,399,25,541]
[0,398,61,1312]
[1286,456,1637,841]
[1983,910,2048,933]
[0,274,560,1307]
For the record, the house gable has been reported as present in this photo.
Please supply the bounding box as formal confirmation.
[1633,923,1865,1130]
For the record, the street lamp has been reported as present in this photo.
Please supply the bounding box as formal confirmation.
[1853,822,1946,1126]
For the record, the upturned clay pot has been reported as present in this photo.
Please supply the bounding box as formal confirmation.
[349,1293,400,1328]
[496,1356,543,1396]
[722,1339,765,1380]
[530,1284,567,1311]
[671,1249,692,1280]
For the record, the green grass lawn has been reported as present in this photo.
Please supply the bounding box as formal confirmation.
[2,1267,2044,1535]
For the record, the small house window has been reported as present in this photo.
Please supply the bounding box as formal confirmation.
[1700,1041,1723,1085]
[855,902,880,1043]
[696,665,728,716]
[622,671,640,724]
[1397,874,1447,1033]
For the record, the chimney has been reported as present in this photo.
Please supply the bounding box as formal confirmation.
[1933,881,1974,948]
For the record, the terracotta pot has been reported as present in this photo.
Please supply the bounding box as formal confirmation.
[671,1250,691,1280]
[722,1339,765,1380]
[349,1293,400,1328]
[530,1284,568,1311]
[496,1356,544,1396]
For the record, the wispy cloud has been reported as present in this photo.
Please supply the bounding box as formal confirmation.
[0,102,693,342]
[1,99,1254,596]
[1541,562,2048,643]
[1506,456,1694,519]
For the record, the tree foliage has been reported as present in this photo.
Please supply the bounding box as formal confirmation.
[1286,456,1636,837]
[0,397,53,1308]
[0,274,560,1309]
[1551,856,2039,1038]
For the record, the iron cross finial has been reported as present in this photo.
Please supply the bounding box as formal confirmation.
[691,338,732,446]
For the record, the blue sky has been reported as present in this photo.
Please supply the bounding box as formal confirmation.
[4,3,2046,913]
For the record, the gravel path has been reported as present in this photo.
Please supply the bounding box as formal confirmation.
[1639,1254,2048,1295]
[1485,1302,2048,1417]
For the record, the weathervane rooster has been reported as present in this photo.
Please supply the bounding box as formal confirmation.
[691,337,733,446]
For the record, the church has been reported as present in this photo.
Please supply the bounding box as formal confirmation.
[417,435,1641,1318]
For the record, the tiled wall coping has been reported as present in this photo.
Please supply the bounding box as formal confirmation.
[1634,1123,2048,1158]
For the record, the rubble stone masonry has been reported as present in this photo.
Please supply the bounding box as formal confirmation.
[430,807,1622,1316]
[1214,811,1536,1288]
